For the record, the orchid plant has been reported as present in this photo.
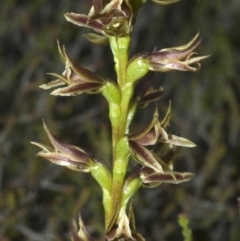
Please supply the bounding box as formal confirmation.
[31,0,208,240]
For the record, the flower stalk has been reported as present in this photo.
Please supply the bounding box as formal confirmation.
[32,1,209,240]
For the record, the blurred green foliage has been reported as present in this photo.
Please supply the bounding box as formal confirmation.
[0,0,240,241]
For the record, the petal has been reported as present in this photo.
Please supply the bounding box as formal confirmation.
[185,54,211,65]
[57,39,67,63]
[39,77,66,90]
[31,141,53,152]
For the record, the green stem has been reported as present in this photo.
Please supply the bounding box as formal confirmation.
[105,35,135,231]
[102,35,147,233]
[109,36,130,87]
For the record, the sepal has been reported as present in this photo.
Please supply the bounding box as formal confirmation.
[139,166,195,187]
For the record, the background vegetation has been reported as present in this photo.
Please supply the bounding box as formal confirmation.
[0,0,239,240]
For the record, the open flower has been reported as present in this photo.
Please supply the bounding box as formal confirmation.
[128,105,196,173]
[64,0,134,39]
[31,120,94,172]
[63,1,185,43]
[128,32,210,76]
[147,32,210,72]
[40,41,105,96]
